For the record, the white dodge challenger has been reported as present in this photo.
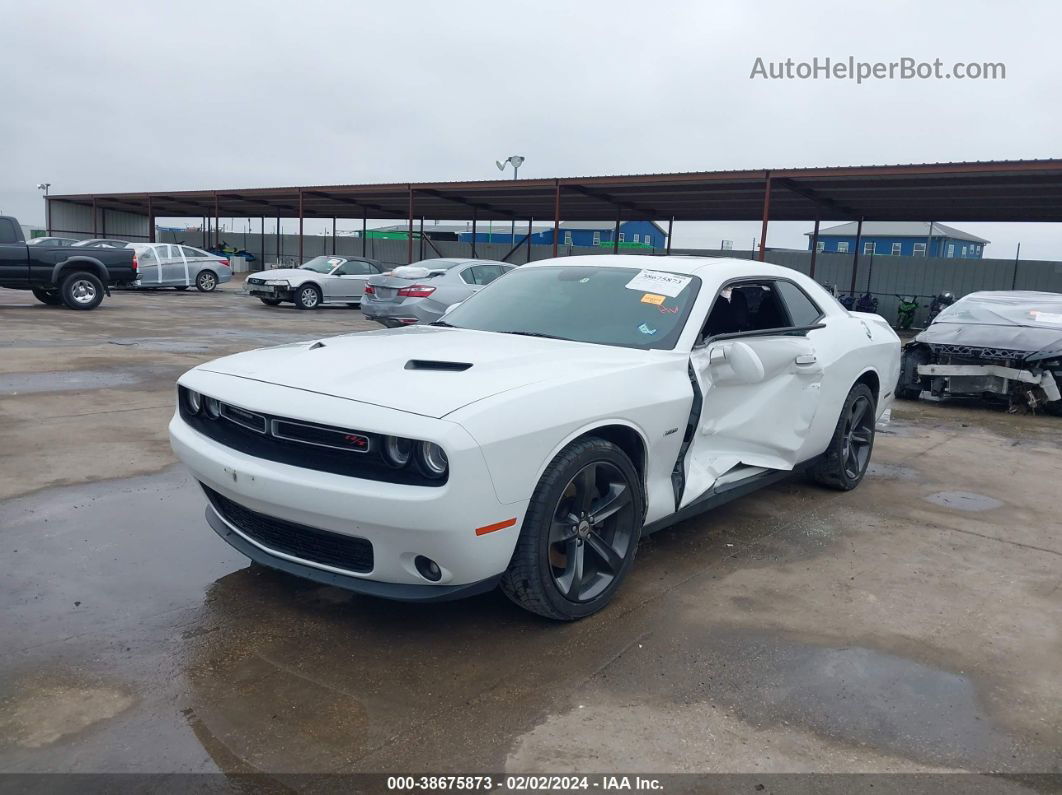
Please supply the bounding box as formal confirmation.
[170,255,900,620]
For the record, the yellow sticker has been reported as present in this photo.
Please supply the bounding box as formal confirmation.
[641,293,665,305]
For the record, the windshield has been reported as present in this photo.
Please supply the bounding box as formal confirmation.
[442,265,700,350]
[300,256,345,274]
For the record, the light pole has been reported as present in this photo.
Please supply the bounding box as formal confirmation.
[37,183,51,234]
[496,156,525,247]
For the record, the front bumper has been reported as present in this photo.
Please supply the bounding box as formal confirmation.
[168,382,527,591]
[205,506,501,601]
[246,283,293,300]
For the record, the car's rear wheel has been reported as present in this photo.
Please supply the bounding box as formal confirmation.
[295,284,321,310]
[809,383,876,491]
[259,298,282,306]
[501,437,644,620]
[59,271,104,310]
[31,287,62,306]
[195,270,218,292]
[174,285,189,291]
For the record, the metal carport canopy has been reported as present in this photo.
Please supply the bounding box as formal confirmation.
[49,159,1062,223]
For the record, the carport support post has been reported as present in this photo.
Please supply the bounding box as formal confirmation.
[213,192,219,249]
[92,197,98,237]
[418,217,425,260]
[298,190,304,263]
[526,218,533,263]
[332,218,336,255]
[612,208,621,254]
[260,218,264,267]
[147,195,155,243]
[362,209,367,257]
[552,181,560,257]
[849,217,864,295]
[757,173,771,262]
[407,187,414,264]
[666,216,674,255]
[471,209,478,259]
[808,217,820,280]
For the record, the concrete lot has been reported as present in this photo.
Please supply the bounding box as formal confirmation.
[1,282,1060,778]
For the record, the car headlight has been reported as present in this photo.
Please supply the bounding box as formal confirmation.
[416,441,449,479]
[264,279,289,287]
[204,397,221,419]
[382,435,414,468]
[184,388,202,415]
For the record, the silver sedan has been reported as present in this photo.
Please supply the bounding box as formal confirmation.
[361,258,514,327]
[245,255,385,309]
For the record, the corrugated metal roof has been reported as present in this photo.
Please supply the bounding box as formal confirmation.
[808,221,989,243]
[47,159,1062,225]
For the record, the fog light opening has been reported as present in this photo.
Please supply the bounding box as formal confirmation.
[414,555,442,582]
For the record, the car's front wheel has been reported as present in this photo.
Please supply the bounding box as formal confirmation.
[294,284,321,310]
[809,382,876,490]
[501,437,644,620]
[259,298,282,306]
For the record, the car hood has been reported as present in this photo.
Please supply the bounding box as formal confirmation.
[196,325,657,418]
[247,268,319,284]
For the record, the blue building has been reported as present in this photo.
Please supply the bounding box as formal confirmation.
[460,220,668,249]
[806,221,989,259]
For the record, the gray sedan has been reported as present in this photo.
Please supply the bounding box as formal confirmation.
[361,258,514,327]
[245,255,384,309]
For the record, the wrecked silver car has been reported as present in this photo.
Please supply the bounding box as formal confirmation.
[898,291,1062,414]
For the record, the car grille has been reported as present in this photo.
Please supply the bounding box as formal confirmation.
[178,387,445,486]
[204,485,374,573]
[929,343,1028,361]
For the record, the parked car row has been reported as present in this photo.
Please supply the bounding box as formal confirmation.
[246,256,513,325]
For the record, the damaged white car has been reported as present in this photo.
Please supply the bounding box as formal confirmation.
[898,291,1062,414]
[169,256,900,620]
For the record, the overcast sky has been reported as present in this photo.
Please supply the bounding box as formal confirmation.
[3,0,1061,258]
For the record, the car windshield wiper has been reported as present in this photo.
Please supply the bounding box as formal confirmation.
[429,320,454,327]
[500,330,574,342]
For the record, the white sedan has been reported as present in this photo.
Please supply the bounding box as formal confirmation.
[169,256,900,620]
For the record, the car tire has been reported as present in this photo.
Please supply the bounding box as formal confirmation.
[294,284,321,310]
[500,437,645,621]
[59,271,105,310]
[809,383,876,491]
[31,287,63,306]
[346,303,361,308]
[174,285,190,291]
[195,270,218,292]
[259,298,282,306]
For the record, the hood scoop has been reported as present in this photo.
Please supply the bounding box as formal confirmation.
[404,359,473,372]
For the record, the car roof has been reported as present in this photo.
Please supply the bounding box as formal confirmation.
[522,254,799,279]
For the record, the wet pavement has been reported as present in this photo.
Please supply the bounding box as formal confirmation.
[1,284,1061,778]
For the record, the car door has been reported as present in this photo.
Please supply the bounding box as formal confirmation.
[136,247,162,286]
[180,246,205,286]
[328,258,377,300]
[679,278,826,508]
[152,245,180,285]
[0,218,28,285]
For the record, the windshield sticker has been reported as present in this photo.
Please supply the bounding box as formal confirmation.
[327,258,343,267]
[640,293,665,305]
[658,305,679,314]
[626,270,692,298]
[638,323,658,335]
[1031,311,1062,325]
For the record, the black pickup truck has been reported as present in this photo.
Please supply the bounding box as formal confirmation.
[0,216,138,310]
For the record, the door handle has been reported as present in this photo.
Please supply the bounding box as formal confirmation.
[795,353,818,366]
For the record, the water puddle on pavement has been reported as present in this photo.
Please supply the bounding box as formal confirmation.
[923,491,1004,511]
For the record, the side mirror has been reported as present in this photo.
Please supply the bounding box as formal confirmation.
[707,341,765,385]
